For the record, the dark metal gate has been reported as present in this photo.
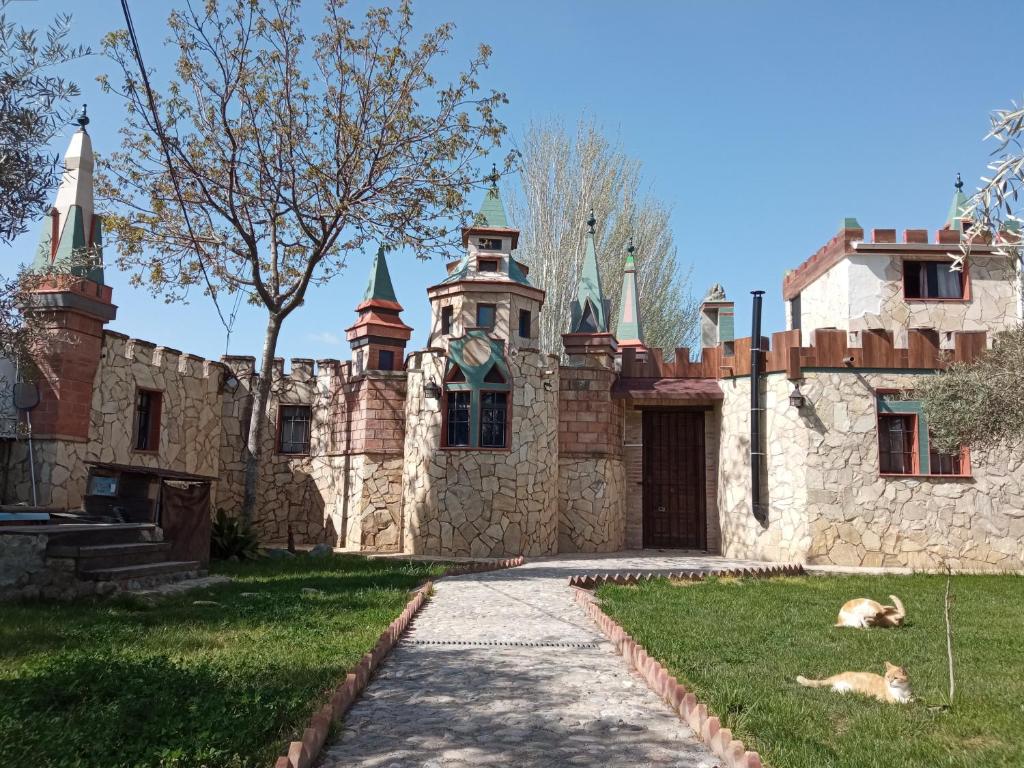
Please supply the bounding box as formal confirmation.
[642,409,707,549]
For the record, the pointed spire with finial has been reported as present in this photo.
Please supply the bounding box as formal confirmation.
[347,244,412,369]
[32,104,103,283]
[615,236,645,351]
[946,171,970,232]
[362,244,399,305]
[475,163,508,228]
[568,208,610,334]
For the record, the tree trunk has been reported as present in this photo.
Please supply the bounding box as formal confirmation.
[240,312,282,526]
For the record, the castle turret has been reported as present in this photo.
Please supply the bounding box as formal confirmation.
[944,173,970,232]
[562,210,616,367]
[346,246,412,372]
[426,171,544,350]
[28,107,116,441]
[614,238,647,358]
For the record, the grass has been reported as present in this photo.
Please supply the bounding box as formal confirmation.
[598,574,1024,768]
[0,555,445,768]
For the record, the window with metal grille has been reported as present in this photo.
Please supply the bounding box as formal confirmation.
[878,413,917,474]
[446,391,471,446]
[929,437,964,476]
[133,389,162,451]
[904,261,965,299]
[480,391,508,448]
[278,405,312,454]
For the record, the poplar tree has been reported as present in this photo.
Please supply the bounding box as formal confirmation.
[99,0,509,523]
[506,119,697,356]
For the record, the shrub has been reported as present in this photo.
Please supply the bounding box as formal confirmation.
[210,508,260,561]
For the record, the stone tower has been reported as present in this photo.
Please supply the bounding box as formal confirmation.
[346,246,412,372]
[28,107,116,442]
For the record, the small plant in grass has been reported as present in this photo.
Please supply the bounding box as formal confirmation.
[210,508,260,561]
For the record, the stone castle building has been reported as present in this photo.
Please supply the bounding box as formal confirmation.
[4,121,1023,572]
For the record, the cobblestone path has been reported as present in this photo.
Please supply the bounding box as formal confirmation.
[320,552,765,768]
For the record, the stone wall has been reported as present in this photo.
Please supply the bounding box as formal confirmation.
[796,251,1018,347]
[717,375,811,562]
[558,457,626,552]
[401,349,560,557]
[216,357,407,549]
[4,331,226,510]
[717,370,1024,570]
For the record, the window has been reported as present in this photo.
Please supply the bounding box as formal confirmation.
[446,391,471,446]
[790,293,802,332]
[876,393,969,476]
[878,413,917,475]
[377,349,395,371]
[904,260,965,299]
[478,237,502,250]
[441,305,453,335]
[476,303,496,330]
[479,391,508,448]
[478,258,500,272]
[278,405,311,454]
[133,389,162,451]
[518,309,531,338]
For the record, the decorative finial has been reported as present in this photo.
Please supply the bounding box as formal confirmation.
[587,208,596,234]
[487,163,499,187]
[627,236,635,256]
[954,172,963,192]
[74,104,89,130]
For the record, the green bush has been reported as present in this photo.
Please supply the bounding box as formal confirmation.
[209,508,260,561]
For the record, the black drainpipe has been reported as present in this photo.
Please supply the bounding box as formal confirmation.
[750,290,767,526]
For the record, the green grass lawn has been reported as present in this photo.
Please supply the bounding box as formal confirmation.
[598,574,1024,768]
[0,555,444,768]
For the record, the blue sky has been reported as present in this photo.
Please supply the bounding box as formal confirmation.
[5,0,1023,362]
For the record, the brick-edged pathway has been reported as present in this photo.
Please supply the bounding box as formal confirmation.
[320,552,766,768]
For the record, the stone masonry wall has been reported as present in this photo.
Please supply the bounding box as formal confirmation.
[718,370,1024,569]
[401,349,560,557]
[557,365,625,553]
[5,331,226,510]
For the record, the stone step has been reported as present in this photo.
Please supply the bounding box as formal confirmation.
[81,560,202,582]
[40,523,161,547]
[48,542,173,570]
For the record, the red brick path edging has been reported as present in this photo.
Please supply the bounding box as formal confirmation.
[572,564,806,768]
[272,556,526,768]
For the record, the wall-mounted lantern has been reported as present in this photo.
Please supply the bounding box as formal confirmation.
[789,383,806,410]
[423,376,441,400]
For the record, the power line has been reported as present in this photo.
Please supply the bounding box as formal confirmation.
[118,0,235,339]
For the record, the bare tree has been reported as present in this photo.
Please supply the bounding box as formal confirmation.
[98,0,509,523]
[0,1,90,244]
[505,118,696,356]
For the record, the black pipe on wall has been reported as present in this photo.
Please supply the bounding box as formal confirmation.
[750,290,767,526]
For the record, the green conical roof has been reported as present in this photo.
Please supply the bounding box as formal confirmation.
[946,174,970,231]
[569,212,610,333]
[615,239,644,344]
[476,185,509,228]
[363,246,398,303]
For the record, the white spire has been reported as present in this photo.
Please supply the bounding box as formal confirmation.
[51,113,95,247]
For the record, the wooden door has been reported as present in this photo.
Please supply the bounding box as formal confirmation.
[642,410,706,549]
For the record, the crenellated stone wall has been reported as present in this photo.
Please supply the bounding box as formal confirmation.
[4,331,226,509]
[401,349,560,557]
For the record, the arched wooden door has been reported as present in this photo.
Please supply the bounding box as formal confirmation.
[642,409,707,549]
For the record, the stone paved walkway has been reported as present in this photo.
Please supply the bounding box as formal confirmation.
[320,551,770,768]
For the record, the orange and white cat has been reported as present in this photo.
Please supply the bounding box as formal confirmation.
[835,594,905,629]
[797,662,913,704]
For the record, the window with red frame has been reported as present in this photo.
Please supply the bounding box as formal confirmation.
[133,389,162,451]
[904,260,965,299]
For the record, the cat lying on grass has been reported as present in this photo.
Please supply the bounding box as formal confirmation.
[797,662,913,704]
[835,594,905,628]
